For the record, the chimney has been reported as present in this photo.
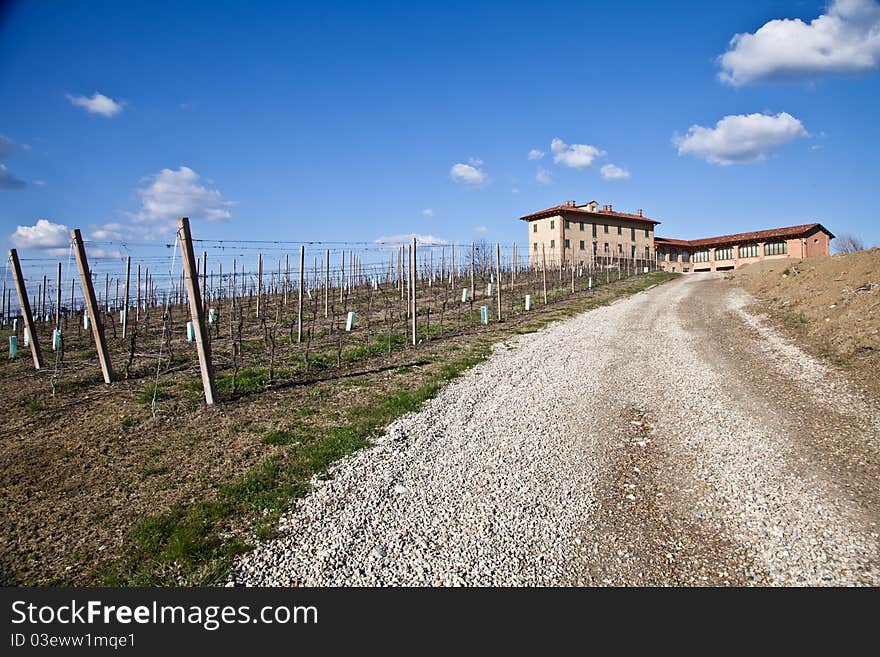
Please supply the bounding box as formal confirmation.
[564,199,576,207]
[637,209,643,217]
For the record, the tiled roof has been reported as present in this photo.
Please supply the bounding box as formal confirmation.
[519,205,661,225]
[656,223,834,248]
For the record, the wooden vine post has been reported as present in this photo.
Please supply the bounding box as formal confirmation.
[495,242,502,322]
[122,256,131,338]
[70,230,113,383]
[541,243,548,305]
[8,248,43,369]
[297,244,305,343]
[177,217,217,405]
[411,237,417,345]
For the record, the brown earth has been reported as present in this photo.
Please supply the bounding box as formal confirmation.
[728,249,880,399]
[0,269,669,586]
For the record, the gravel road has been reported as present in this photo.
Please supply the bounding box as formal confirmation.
[230,274,880,586]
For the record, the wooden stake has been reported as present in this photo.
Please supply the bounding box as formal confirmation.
[55,262,62,329]
[70,230,113,383]
[177,217,216,405]
[122,256,131,338]
[541,243,548,305]
[297,244,305,343]
[256,254,263,318]
[201,251,207,305]
[495,242,502,322]
[324,249,329,318]
[8,249,43,369]
[411,237,417,345]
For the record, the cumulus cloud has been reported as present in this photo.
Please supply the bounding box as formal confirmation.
[449,158,488,185]
[600,164,631,180]
[474,225,489,234]
[535,167,552,184]
[528,149,545,160]
[674,112,808,165]
[10,219,69,254]
[66,92,124,116]
[0,163,26,190]
[421,208,434,217]
[551,138,605,169]
[128,166,236,231]
[374,233,449,246]
[719,0,880,85]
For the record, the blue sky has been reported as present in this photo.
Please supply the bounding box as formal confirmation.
[1,0,879,264]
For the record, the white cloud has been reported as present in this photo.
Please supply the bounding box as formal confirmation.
[674,112,808,165]
[528,149,545,160]
[600,164,631,180]
[511,188,520,194]
[10,219,69,254]
[719,0,880,85]
[33,180,46,187]
[421,208,434,217]
[66,92,124,117]
[474,225,489,234]
[374,233,449,246]
[551,137,605,169]
[449,159,488,185]
[535,167,552,184]
[0,163,26,190]
[128,166,236,231]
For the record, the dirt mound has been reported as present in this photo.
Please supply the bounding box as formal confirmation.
[729,249,880,397]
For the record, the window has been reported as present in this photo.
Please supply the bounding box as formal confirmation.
[739,244,759,258]
[671,250,679,261]
[550,220,555,229]
[592,224,597,238]
[579,222,584,231]
[617,244,623,254]
[644,246,650,259]
[564,219,570,229]
[715,248,734,261]
[564,239,571,249]
[604,242,609,253]
[765,241,787,256]
[533,242,538,251]
[682,251,690,262]
[593,243,598,256]
[533,223,537,233]
[550,239,555,249]
[631,245,636,258]
[617,226,622,235]
[693,250,710,263]
[644,229,649,238]
[603,224,609,234]
[579,240,585,250]
[631,227,636,241]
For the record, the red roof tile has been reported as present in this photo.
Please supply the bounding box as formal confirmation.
[519,204,661,225]
[656,223,834,248]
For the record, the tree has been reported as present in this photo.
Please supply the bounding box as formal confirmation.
[833,233,866,255]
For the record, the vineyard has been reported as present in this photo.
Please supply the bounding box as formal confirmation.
[0,218,664,585]
[2,219,658,414]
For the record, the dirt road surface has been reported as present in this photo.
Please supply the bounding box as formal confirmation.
[231,274,880,586]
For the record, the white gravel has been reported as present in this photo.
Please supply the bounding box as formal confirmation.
[230,274,880,586]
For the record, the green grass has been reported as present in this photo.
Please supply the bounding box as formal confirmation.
[24,399,44,412]
[137,381,172,405]
[97,269,678,586]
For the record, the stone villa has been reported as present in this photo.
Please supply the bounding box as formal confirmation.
[520,199,834,272]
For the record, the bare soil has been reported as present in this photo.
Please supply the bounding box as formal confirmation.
[0,269,665,586]
[728,249,880,399]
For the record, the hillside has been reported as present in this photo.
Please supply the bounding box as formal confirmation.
[729,249,880,398]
